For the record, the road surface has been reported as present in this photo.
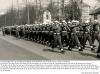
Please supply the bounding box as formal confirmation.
[0,32,99,60]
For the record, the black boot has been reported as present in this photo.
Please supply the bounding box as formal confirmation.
[97,53,100,58]
[68,47,72,51]
[79,47,83,51]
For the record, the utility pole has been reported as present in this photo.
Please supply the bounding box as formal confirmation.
[26,0,30,24]
[35,0,38,23]
[17,0,20,25]
[58,0,60,21]
[71,0,75,20]
[12,0,14,25]
[62,0,65,20]
[81,0,83,23]
[4,15,6,26]
[39,0,42,23]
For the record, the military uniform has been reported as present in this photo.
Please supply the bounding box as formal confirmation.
[61,21,70,46]
[68,21,82,51]
[92,21,100,58]
[2,27,5,36]
[51,21,64,53]
[81,23,93,51]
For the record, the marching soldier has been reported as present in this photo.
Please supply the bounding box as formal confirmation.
[61,20,70,46]
[51,21,64,53]
[48,22,54,46]
[15,25,20,38]
[68,20,82,51]
[2,26,5,36]
[80,21,94,51]
[91,20,100,58]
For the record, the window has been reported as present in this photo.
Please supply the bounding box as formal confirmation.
[94,15,97,20]
[46,14,49,20]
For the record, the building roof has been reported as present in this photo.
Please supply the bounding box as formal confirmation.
[90,7,100,15]
[82,3,90,7]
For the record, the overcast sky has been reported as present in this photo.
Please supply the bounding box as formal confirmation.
[0,0,99,15]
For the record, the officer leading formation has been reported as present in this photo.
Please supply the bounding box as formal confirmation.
[2,19,100,58]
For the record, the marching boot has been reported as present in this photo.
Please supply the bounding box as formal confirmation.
[68,46,72,51]
[97,53,100,58]
[91,46,95,51]
[79,47,83,51]
[60,48,65,53]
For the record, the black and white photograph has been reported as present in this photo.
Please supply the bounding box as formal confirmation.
[0,0,100,61]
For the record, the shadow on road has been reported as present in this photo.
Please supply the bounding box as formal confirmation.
[43,49,65,54]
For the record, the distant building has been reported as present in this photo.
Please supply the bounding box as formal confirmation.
[90,7,100,24]
[43,10,51,24]
[81,3,91,22]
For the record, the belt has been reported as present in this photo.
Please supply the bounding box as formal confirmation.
[62,31,67,32]
[71,33,76,35]
[76,31,79,33]
[85,32,88,33]
[53,33,60,35]
[45,31,49,33]
[95,31,99,34]
[50,31,53,32]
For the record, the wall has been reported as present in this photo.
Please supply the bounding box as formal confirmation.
[81,6,91,22]
[97,15,100,24]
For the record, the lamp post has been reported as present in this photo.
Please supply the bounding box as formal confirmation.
[26,0,30,24]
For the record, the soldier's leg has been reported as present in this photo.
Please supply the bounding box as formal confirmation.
[96,32,100,58]
[92,33,96,46]
[2,30,5,36]
[68,33,74,51]
[37,32,40,43]
[74,34,82,51]
[57,35,64,52]
[82,33,88,49]
[87,34,94,51]
[28,31,30,40]
[51,34,57,50]
[97,43,100,58]
[43,33,46,44]
[44,33,48,45]
[40,32,43,43]
[65,33,70,46]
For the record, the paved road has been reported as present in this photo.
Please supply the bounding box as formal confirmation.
[0,38,47,60]
[0,32,99,60]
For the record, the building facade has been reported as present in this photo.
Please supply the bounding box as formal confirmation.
[81,3,91,22]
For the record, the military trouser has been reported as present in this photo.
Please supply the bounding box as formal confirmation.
[5,30,10,35]
[91,31,100,51]
[25,31,28,39]
[68,33,81,50]
[2,30,5,36]
[15,31,19,38]
[19,31,23,38]
[94,32,100,58]
[33,32,36,41]
[29,31,33,40]
[82,32,93,49]
[35,32,38,41]
[39,32,43,43]
[45,32,49,44]
[61,31,69,46]
[37,32,40,42]
[94,32,100,54]
[91,32,96,45]
[51,33,63,50]
[48,31,53,46]
[42,32,46,44]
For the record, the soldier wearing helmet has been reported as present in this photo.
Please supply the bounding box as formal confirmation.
[68,20,82,51]
[51,20,64,53]
[80,20,94,51]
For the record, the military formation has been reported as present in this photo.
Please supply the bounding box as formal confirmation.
[2,20,100,58]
